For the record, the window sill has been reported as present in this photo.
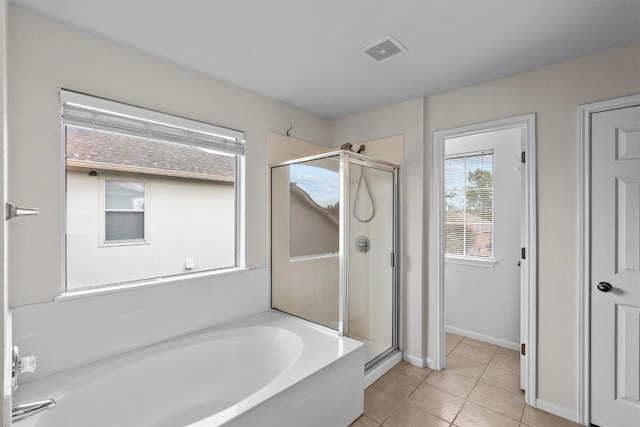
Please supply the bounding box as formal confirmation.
[56,267,249,301]
[445,256,496,268]
[290,252,339,262]
[99,239,148,248]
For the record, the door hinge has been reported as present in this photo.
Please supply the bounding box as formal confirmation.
[521,247,526,259]
[390,252,395,268]
[521,151,526,163]
[521,343,526,356]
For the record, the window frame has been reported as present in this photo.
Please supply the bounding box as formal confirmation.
[100,177,147,246]
[444,150,495,263]
[61,90,245,295]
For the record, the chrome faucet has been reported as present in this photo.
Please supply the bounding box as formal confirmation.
[12,400,57,423]
[11,346,57,423]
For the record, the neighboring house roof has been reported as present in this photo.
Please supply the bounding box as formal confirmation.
[290,183,339,226]
[66,126,235,182]
[445,210,492,233]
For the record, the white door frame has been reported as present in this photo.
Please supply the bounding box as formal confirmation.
[577,93,640,426]
[432,113,537,406]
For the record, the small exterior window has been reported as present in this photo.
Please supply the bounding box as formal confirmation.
[445,151,493,259]
[105,180,145,241]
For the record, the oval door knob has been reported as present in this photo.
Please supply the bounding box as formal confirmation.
[597,282,613,293]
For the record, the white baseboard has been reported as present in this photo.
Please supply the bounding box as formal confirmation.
[445,325,519,350]
[402,353,425,368]
[401,353,439,370]
[535,399,580,424]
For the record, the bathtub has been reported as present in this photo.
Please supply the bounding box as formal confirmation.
[13,310,365,426]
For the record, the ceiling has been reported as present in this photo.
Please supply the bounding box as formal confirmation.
[11,0,640,119]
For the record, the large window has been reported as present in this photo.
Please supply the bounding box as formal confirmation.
[62,90,244,291]
[445,151,493,259]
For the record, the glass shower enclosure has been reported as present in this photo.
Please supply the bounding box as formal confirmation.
[271,151,399,368]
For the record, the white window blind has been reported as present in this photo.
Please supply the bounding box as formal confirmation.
[445,151,493,258]
[61,90,245,156]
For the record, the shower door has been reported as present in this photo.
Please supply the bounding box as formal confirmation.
[345,159,397,367]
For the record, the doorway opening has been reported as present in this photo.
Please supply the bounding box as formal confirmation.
[433,114,537,407]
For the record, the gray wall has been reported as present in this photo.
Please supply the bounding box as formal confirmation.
[425,41,640,416]
[7,6,329,306]
[7,5,326,384]
[330,40,640,419]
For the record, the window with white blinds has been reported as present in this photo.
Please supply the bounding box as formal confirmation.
[62,90,244,292]
[445,151,494,259]
[105,180,145,241]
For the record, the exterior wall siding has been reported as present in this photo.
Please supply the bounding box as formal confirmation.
[66,170,235,289]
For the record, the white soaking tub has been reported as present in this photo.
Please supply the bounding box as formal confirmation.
[13,310,364,426]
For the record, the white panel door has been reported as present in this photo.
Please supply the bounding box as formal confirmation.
[591,105,640,427]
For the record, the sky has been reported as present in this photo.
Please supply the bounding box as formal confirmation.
[290,163,340,208]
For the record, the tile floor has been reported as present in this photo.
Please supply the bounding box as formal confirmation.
[352,332,582,427]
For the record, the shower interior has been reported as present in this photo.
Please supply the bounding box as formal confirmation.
[271,149,399,368]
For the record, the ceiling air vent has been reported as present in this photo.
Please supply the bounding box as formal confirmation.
[360,35,407,62]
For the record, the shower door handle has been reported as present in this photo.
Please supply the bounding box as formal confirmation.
[5,203,39,221]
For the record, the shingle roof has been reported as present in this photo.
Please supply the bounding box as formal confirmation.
[445,210,492,232]
[66,126,235,182]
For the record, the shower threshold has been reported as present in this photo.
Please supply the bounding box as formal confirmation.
[363,348,402,388]
[349,333,392,365]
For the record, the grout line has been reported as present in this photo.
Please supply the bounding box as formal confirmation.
[450,399,468,427]
[362,342,526,427]
[519,399,527,423]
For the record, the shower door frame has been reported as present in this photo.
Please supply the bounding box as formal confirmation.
[341,153,400,370]
[270,151,400,368]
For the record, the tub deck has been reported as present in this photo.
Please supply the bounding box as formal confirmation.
[13,310,364,426]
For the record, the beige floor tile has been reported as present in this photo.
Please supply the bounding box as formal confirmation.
[467,382,525,420]
[425,369,478,399]
[383,402,450,427]
[446,331,464,342]
[454,401,520,427]
[496,346,520,359]
[451,342,496,365]
[392,360,432,381]
[489,352,520,375]
[446,354,487,380]
[460,337,499,353]
[521,405,582,427]
[372,370,421,400]
[406,382,465,422]
[362,342,544,427]
[351,414,381,427]
[364,388,402,424]
[479,365,523,395]
[446,338,460,354]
